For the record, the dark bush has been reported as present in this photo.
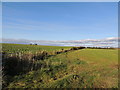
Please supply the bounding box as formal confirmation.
[70,47,85,50]
[70,47,78,50]
[55,51,61,54]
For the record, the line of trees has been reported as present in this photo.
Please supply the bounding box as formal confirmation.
[86,47,115,49]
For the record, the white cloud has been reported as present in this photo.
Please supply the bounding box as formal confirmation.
[2,37,119,48]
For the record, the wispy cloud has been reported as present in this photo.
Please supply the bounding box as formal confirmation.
[3,17,117,40]
[2,3,117,41]
[3,18,90,36]
[2,37,119,47]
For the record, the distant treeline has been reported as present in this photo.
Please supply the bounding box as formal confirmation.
[86,47,115,49]
[29,43,116,49]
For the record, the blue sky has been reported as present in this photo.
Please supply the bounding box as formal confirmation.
[2,2,118,41]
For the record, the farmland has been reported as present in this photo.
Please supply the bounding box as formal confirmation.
[2,43,72,53]
[1,43,118,88]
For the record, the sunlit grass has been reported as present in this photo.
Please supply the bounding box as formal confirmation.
[2,44,118,88]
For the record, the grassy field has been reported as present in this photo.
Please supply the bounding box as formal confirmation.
[2,43,72,53]
[2,43,118,88]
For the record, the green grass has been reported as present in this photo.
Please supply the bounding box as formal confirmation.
[2,43,72,54]
[2,44,118,88]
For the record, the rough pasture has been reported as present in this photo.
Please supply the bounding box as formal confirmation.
[1,43,118,88]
